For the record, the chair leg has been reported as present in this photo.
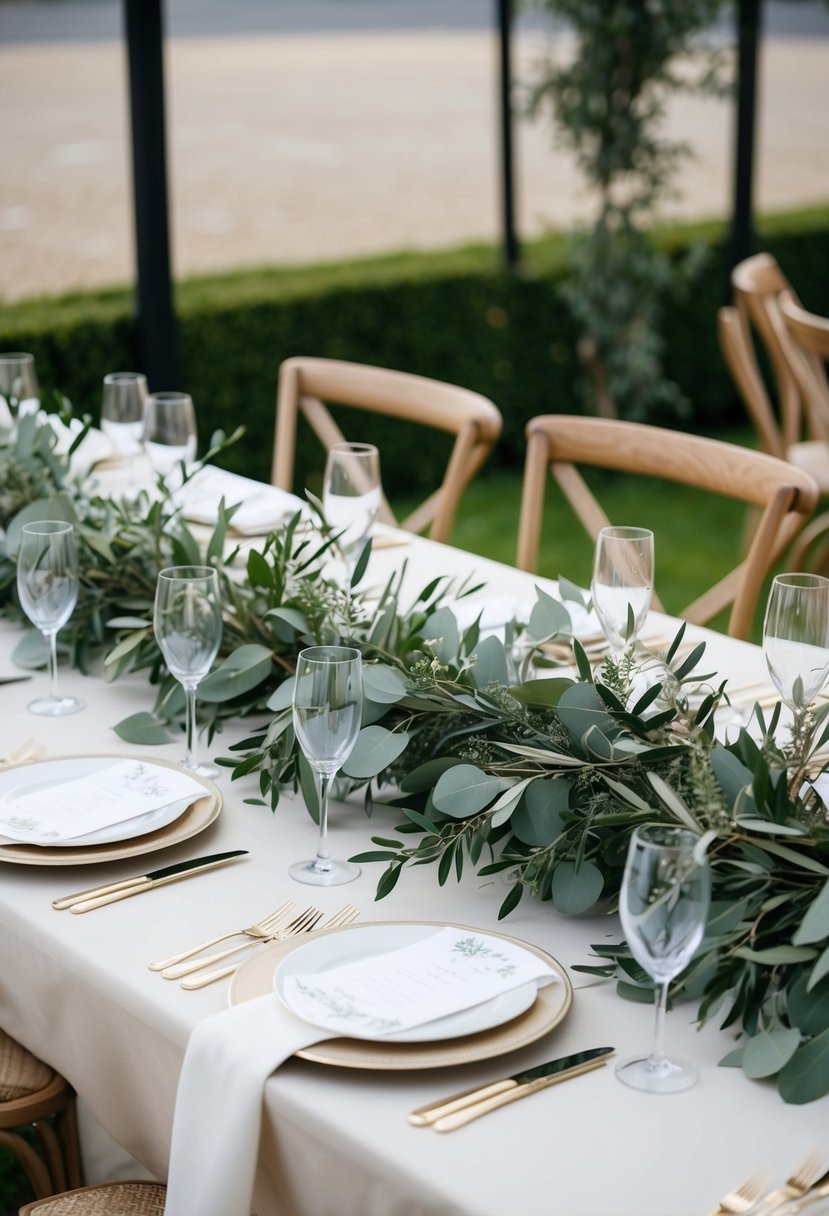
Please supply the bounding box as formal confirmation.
[33,1118,67,1192]
[0,1128,54,1199]
[55,1095,83,1189]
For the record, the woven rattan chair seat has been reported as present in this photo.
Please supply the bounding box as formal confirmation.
[0,1029,54,1102]
[18,1181,167,1215]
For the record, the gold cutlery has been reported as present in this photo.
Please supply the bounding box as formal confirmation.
[746,1156,829,1216]
[177,903,360,991]
[706,1175,768,1216]
[158,902,298,978]
[410,1046,614,1133]
[54,851,249,913]
[149,899,295,970]
[0,739,46,768]
[778,1172,829,1213]
[179,906,324,989]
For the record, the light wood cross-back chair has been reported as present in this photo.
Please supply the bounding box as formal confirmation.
[272,357,502,542]
[718,253,829,486]
[516,415,820,640]
[0,1029,82,1201]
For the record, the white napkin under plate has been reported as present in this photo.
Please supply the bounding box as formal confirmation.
[174,467,305,535]
[165,928,557,1216]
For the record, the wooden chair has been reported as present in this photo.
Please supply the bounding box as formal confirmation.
[778,291,829,569]
[272,357,502,542]
[717,253,829,491]
[0,1030,82,1201]
[18,1181,166,1215]
[516,415,820,640]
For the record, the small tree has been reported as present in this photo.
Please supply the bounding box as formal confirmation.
[527,0,730,419]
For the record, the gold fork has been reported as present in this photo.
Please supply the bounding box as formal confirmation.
[149,900,296,973]
[705,1175,767,1216]
[318,904,361,931]
[180,906,324,990]
[748,1156,829,1215]
[0,739,46,768]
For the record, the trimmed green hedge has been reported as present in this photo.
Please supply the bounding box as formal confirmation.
[2,206,828,500]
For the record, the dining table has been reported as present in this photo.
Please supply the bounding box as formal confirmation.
[0,522,825,1216]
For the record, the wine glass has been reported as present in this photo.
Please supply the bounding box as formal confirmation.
[101,372,148,489]
[763,573,829,712]
[16,520,85,716]
[322,443,381,582]
[591,526,654,654]
[153,566,222,777]
[616,824,711,1094]
[0,352,39,428]
[291,645,363,886]
[143,392,197,490]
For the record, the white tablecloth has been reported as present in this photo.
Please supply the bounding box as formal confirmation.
[0,534,822,1216]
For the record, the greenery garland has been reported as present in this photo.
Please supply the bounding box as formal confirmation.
[3,409,829,1105]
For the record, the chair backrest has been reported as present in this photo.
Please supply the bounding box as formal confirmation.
[516,415,819,639]
[272,357,502,543]
[779,291,829,443]
[718,253,829,456]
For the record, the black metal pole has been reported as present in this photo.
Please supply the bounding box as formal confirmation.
[123,0,177,387]
[496,0,520,270]
[725,0,761,297]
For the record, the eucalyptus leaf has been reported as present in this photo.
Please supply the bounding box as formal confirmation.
[341,726,409,780]
[550,860,604,914]
[362,663,409,705]
[470,635,509,689]
[792,877,829,946]
[113,711,172,745]
[11,629,49,669]
[742,1027,801,1078]
[511,777,571,846]
[778,1027,829,1104]
[431,763,501,818]
[557,682,616,746]
[199,644,274,703]
[423,607,460,665]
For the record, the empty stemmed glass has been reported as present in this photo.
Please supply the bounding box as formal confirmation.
[616,824,711,1094]
[763,573,829,717]
[322,443,381,583]
[16,520,85,716]
[0,352,39,428]
[101,372,148,490]
[591,526,654,655]
[143,392,197,490]
[291,645,363,886]
[153,566,222,777]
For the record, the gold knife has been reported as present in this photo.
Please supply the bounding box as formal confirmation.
[52,850,249,913]
[410,1046,614,1132]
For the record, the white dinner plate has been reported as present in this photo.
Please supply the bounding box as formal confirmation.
[274,923,539,1043]
[0,756,205,847]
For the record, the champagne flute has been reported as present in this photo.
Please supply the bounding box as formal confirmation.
[153,566,222,777]
[16,520,85,716]
[101,372,148,489]
[291,645,363,886]
[591,525,654,654]
[763,573,829,712]
[616,824,710,1094]
[143,392,197,490]
[322,443,381,582]
[0,352,39,428]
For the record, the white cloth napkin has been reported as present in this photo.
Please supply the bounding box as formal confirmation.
[174,467,305,535]
[164,996,335,1216]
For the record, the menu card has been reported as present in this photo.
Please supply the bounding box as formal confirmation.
[0,760,205,844]
[280,926,558,1037]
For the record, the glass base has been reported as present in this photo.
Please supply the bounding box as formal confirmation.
[289,858,361,887]
[28,694,85,717]
[182,757,221,779]
[615,1053,699,1094]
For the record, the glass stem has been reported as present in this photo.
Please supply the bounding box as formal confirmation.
[45,628,59,700]
[651,980,669,1063]
[184,683,198,769]
[315,772,332,872]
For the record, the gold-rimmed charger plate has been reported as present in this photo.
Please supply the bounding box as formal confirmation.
[0,754,222,866]
[228,919,572,1070]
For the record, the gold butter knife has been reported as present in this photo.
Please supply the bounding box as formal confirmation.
[52,851,248,912]
[410,1046,614,1131]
